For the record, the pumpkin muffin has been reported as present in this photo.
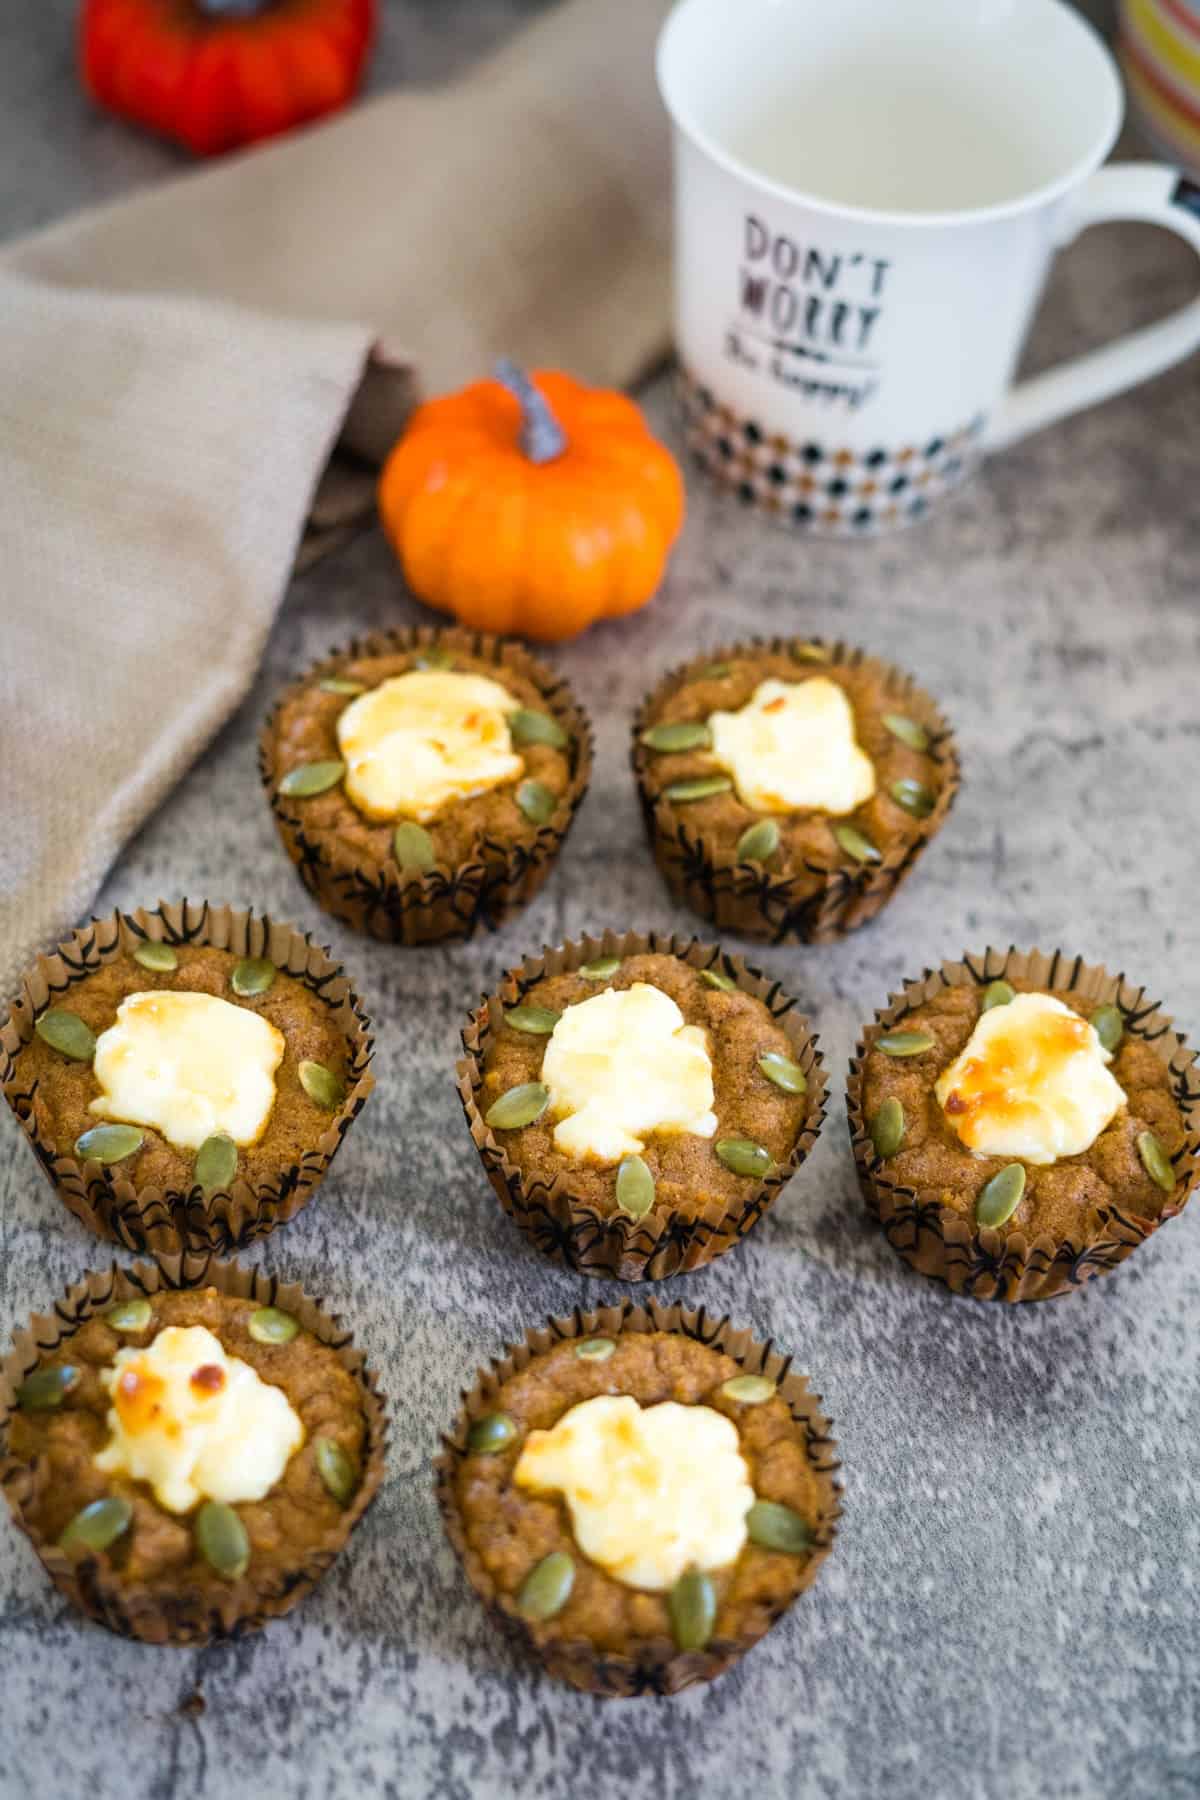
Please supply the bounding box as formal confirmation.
[0,902,373,1254]
[458,929,826,1280]
[632,638,959,944]
[260,625,592,945]
[0,1256,387,1644]
[436,1301,841,1697]
[847,948,1200,1302]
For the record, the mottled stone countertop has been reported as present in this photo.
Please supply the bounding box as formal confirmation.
[2,6,1199,1799]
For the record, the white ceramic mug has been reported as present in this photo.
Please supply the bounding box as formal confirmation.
[657,0,1200,533]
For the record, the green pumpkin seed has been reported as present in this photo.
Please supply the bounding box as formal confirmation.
[319,676,366,696]
[615,1155,655,1219]
[194,1133,237,1194]
[716,1138,774,1179]
[393,822,436,871]
[883,713,930,753]
[1137,1130,1175,1194]
[737,819,780,863]
[574,1337,616,1362]
[517,1551,575,1622]
[510,708,569,750]
[467,1412,518,1454]
[975,1163,1026,1228]
[791,641,830,663]
[876,1030,934,1058]
[516,779,557,825]
[720,1374,775,1404]
[700,662,732,679]
[579,957,621,981]
[248,1306,299,1346]
[982,980,1016,1012]
[105,1298,152,1334]
[414,646,454,670]
[315,1438,358,1506]
[758,1052,807,1095]
[132,941,178,973]
[34,1009,96,1063]
[59,1495,133,1555]
[746,1499,813,1555]
[231,956,276,997]
[664,775,733,803]
[640,720,713,753]
[869,1097,905,1160]
[74,1125,144,1164]
[1091,1003,1124,1055]
[16,1365,80,1412]
[298,1060,345,1111]
[485,1083,550,1131]
[890,777,935,820]
[669,1569,716,1652]
[504,1005,561,1036]
[833,823,881,864]
[195,1501,250,1582]
[700,966,738,993]
[279,759,346,798]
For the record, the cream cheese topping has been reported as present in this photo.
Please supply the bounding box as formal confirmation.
[90,991,285,1152]
[513,1395,753,1590]
[708,676,876,815]
[336,669,524,823]
[934,991,1125,1165]
[540,982,717,1164]
[94,1325,304,1514]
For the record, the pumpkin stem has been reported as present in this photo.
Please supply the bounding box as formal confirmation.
[494,360,567,465]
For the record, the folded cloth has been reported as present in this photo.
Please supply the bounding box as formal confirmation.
[0,0,673,999]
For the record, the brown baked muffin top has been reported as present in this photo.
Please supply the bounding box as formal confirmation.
[860,979,1187,1240]
[477,952,813,1220]
[453,1330,826,1657]
[6,1286,366,1598]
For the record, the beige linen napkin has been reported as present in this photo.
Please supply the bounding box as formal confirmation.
[0,0,673,998]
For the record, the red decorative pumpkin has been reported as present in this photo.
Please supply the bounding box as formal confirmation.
[79,0,376,158]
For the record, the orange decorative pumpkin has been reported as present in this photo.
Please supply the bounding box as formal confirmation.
[79,0,375,158]
[378,364,687,643]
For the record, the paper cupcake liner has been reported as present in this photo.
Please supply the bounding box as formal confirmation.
[0,1253,388,1644]
[457,928,827,1281]
[0,901,375,1255]
[434,1297,841,1697]
[260,625,594,946]
[846,947,1200,1303]
[632,638,960,945]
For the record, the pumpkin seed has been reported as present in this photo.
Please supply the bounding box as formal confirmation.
[504,1005,561,1036]
[791,641,830,663]
[883,713,930,753]
[669,1569,716,1652]
[1091,1003,1124,1055]
[132,941,178,973]
[231,956,276,997]
[975,1163,1026,1228]
[876,1030,934,1057]
[485,1083,550,1131]
[890,777,935,820]
[518,1551,575,1622]
[1137,1129,1175,1194]
[746,1499,813,1555]
[315,1438,358,1506]
[579,956,621,980]
[641,720,712,753]
[737,819,780,863]
[194,1133,237,1194]
[393,822,436,871]
[615,1155,655,1219]
[467,1412,518,1454]
[574,1337,616,1362]
[298,1060,345,1111]
[516,779,557,825]
[720,1374,775,1405]
[510,708,569,750]
[75,1125,144,1164]
[105,1298,152,1334]
[16,1365,80,1413]
[58,1495,134,1555]
[414,646,454,670]
[664,775,733,803]
[319,676,366,696]
[249,1306,299,1346]
[869,1097,905,1160]
[982,980,1015,1012]
[833,823,881,864]
[195,1501,250,1582]
[700,967,738,993]
[34,1009,96,1062]
[716,1138,774,1179]
[700,662,732,679]
[279,759,346,798]
[758,1052,807,1095]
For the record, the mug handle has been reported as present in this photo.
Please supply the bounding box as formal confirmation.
[985,164,1200,451]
